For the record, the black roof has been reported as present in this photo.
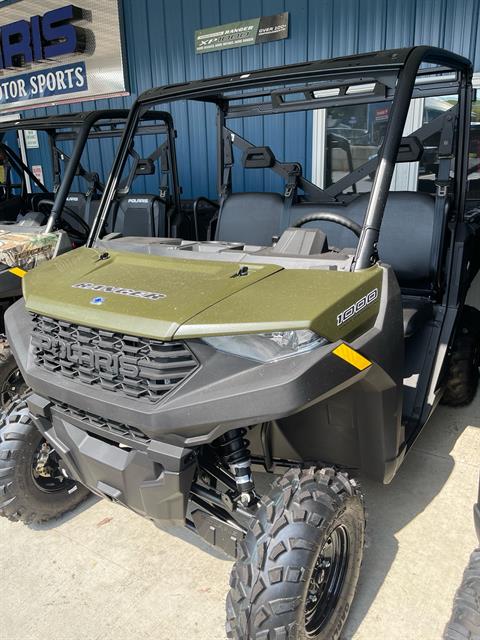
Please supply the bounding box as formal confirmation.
[138,46,472,106]
[0,109,131,133]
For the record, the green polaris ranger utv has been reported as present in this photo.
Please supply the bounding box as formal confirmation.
[0,109,181,408]
[2,46,480,639]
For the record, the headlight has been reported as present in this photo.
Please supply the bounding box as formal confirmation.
[202,329,328,363]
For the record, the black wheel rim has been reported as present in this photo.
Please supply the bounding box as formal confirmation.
[1,367,27,407]
[31,439,76,493]
[304,525,350,636]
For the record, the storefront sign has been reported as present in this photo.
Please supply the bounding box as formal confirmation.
[0,61,87,105]
[195,12,289,54]
[24,129,38,148]
[0,5,87,70]
[0,0,127,111]
[32,164,44,185]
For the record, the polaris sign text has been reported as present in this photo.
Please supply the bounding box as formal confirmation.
[0,5,88,70]
[0,0,127,111]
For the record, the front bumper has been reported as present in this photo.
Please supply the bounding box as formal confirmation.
[29,394,196,526]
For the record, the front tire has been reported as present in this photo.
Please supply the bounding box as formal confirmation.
[226,467,365,640]
[0,398,90,523]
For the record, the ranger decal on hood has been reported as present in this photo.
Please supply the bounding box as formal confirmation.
[72,282,166,300]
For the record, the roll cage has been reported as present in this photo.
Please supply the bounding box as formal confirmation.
[88,45,473,273]
[0,110,179,234]
[0,111,133,226]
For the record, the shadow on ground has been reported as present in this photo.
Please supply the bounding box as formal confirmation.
[28,493,100,531]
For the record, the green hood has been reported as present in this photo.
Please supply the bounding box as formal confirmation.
[23,247,382,341]
[22,247,283,339]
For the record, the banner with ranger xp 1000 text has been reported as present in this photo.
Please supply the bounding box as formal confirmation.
[0,0,127,111]
[195,13,289,54]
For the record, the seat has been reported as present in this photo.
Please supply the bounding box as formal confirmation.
[287,192,438,289]
[29,192,55,211]
[402,297,433,338]
[113,195,165,237]
[215,192,285,245]
[65,192,101,226]
[215,189,442,339]
[0,195,27,221]
[216,191,438,290]
[292,193,439,338]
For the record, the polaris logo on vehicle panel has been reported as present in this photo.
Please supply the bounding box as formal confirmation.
[337,288,378,326]
[128,198,149,204]
[72,282,166,300]
[32,333,140,377]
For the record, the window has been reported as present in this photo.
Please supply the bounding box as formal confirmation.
[323,102,391,193]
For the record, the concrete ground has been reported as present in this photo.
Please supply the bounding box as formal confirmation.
[0,398,478,640]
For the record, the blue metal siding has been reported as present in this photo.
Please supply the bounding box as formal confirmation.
[8,0,480,199]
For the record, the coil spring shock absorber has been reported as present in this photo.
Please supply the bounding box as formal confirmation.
[214,428,257,507]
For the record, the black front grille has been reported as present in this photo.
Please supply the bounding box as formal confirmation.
[31,314,198,403]
[54,402,150,444]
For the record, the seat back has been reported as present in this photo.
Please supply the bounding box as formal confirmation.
[113,195,164,237]
[215,192,285,245]
[287,192,437,288]
[29,192,55,211]
[215,190,439,289]
[65,192,101,226]
[0,195,27,221]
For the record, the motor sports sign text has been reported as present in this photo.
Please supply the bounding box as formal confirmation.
[0,61,87,104]
[0,0,127,111]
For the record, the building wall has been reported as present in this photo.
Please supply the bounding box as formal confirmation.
[14,0,480,199]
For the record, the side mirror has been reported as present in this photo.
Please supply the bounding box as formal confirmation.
[242,146,275,169]
[135,159,155,175]
[397,136,424,163]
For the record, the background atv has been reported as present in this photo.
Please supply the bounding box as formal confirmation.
[2,46,480,640]
[0,110,181,407]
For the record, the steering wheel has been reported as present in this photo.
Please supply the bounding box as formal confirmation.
[293,212,362,237]
[37,199,91,245]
